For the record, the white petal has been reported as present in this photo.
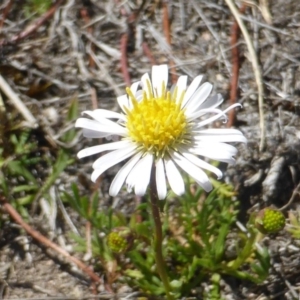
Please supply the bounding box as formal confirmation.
[171,152,212,192]
[184,82,213,114]
[188,95,224,120]
[83,109,125,121]
[125,154,153,196]
[91,145,137,182]
[193,103,242,127]
[75,118,127,136]
[156,158,167,200]
[198,94,223,110]
[165,158,185,196]
[182,152,223,179]
[134,154,153,196]
[192,142,238,164]
[141,73,152,99]
[190,108,226,124]
[151,65,168,98]
[77,140,131,158]
[82,129,111,138]
[194,131,247,143]
[117,94,130,113]
[175,75,188,102]
[109,152,143,196]
[182,75,203,107]
[197,128,244,136]
[93,143,136,169]
[135,89,143,101]
[130,81,141,96]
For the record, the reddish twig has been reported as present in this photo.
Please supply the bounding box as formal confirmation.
[117,0,135,87]
[89,86,98,110]
[118,0,149,87]
[120,33,131,87]
[142,42,157,66]
[0,0,65,47]
[162,1,177,84]
[0,195,112,292]
[0,0,13,31]
[80,7,98,109]
[80,8,95,70]
[227,4,247,127]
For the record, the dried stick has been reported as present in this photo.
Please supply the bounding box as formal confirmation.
[142,42,157,66]
[0,75,37,127]
[0,0,65,46]
[80,7,98,110]
[227,4,247,127]
[118,0,149,87]
[0,196,109,289]
[80,8,96,70]
[162,1,177,84]
[225,0,265,151]
[120,33,131,87]
[0,0,13,30]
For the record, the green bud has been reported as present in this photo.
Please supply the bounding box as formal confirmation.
[255,208,285,234]
[107,227,134,253]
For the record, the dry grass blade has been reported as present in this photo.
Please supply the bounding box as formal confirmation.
[0,75,37,127]
[259,0,272,24]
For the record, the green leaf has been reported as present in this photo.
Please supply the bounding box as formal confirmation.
[62,97,78,143]
[7,161,37,182]
[36,149,73,200]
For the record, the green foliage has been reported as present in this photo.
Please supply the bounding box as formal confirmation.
[0,129,40,206]
[65,181,271,298]
[0,98,78,217]
[287,210,300,239]
[24,0,52,18]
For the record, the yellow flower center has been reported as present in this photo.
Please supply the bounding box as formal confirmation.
[125,85,188,156]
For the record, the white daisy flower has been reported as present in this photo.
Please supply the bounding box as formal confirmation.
[75,65,246,199]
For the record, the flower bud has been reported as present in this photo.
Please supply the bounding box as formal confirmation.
[255,208,285,234]
[107,227,134,253]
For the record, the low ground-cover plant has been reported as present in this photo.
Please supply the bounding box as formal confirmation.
[65,181,270,299]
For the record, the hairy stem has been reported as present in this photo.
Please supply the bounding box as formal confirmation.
[149,169,173,300]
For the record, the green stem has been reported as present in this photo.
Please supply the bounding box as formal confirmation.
[149,170,173,300]
[230,229,256,270]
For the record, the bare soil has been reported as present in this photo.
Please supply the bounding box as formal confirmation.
[1,0,300,299]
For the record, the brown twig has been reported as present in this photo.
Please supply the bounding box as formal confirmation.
[0,0,13,31]
[80,7,95,70]
[120,33,131,87]
[225,0,265,151]
[227,3,247,127]
[118,0,150,87]
[142,42,157,66]
[89,86,98,110]
[117,0,136,87]
[80,7,98,110]
[162,1,177,84]
[0,195,112,291]
[0,0,65,47]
